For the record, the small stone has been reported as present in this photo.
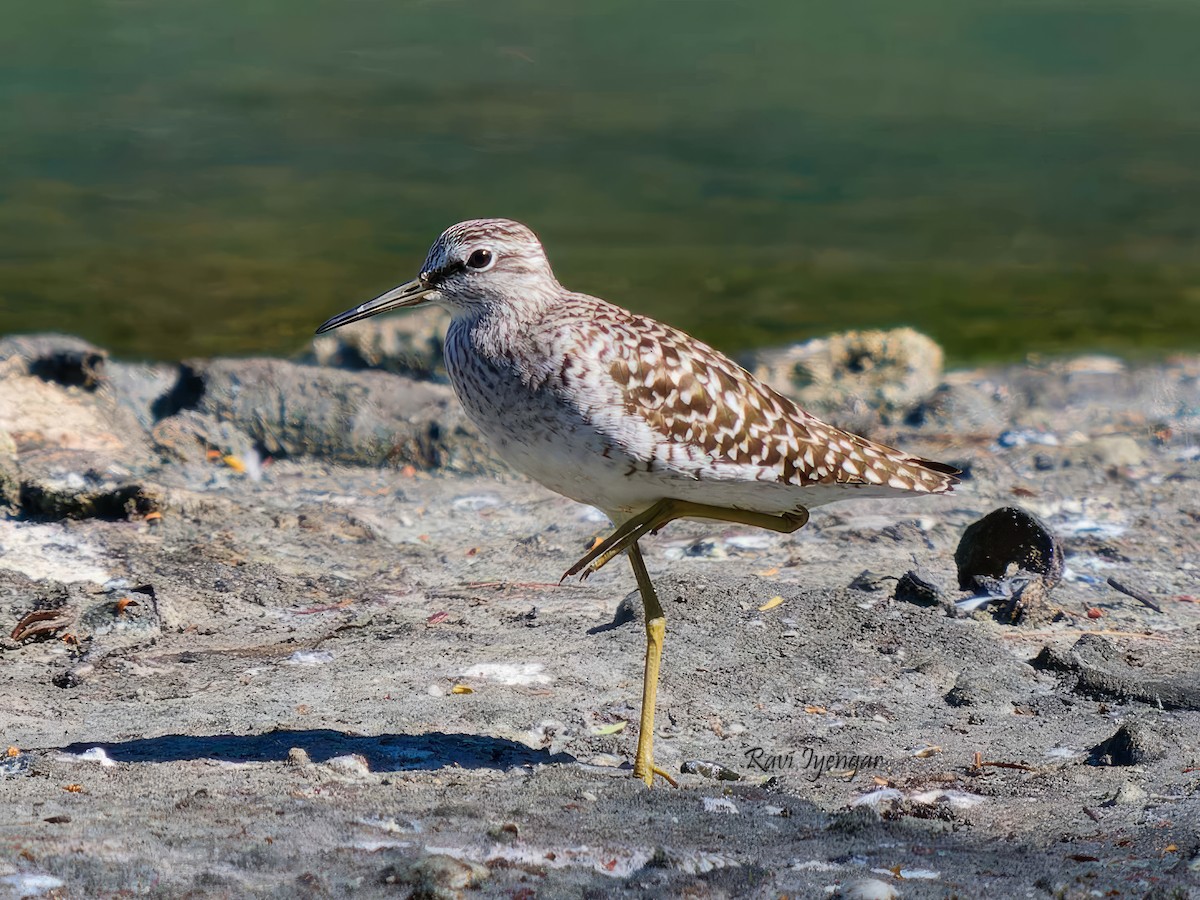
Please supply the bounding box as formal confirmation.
[838,876,899,899]
[326,754,371,777]
[893,569,944,606]
[955,506,1063,590]
[1089,722,1166,766]
[382,853,489,899]
[1077,435,1146,469]
[1104,781,1148,806]
[486,822,519,843]
[945,672,989,707]
[680,759,742,781]
[286,747,311,767]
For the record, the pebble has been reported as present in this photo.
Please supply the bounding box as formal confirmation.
[680,759,742,781]
[701,796,739,814]
[1089,722,1166,766]
[1105,781,1148,806]
[382,853,489,899]
[838,876,899,899]
[1077,435,1146,469]
[286,747,311,767]
[0,753,32,778]
[326,754,371,777]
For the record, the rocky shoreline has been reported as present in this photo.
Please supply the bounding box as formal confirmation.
[1,326,1197,898]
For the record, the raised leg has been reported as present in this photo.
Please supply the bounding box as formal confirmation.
[563,498,809,582]
[627,541,676,788]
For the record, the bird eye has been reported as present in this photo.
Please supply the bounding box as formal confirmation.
[466,248,495,270]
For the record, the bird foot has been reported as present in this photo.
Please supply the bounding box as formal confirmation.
[633,761,678,788]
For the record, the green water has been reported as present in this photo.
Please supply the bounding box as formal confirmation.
[2,1,1198,363]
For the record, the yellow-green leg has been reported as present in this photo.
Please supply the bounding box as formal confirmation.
[565,500,811,788]
[627,541,676,788]
[563,498,809,582]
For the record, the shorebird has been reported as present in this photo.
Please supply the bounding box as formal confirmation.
[317,219,958,787]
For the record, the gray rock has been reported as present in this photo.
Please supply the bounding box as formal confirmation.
[945,671,989,707]
[151,409,259,466]
[1073,434,1147,469]
[0,429,17,511]
[747,328,943,425]
[106,361,180,431]
[381,853,489,899]
[1089,722,1167,767]
[306,306,451,379]
[151,358,495,472]
[1034,637,1200,711]
[0,336,163,519]
[0,334,108,390]
[954,506,1063,591]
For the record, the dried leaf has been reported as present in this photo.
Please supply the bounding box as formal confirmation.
[758,595,785,611]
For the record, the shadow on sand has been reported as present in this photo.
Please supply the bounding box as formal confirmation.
[59,728,574,772]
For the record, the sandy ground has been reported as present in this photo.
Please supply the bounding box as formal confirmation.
[1,337,1198,899]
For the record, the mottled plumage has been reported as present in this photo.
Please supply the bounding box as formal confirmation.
[316,217,959,787]
[404,220,958,521]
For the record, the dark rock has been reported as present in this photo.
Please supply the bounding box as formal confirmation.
[955,506,1063,590]
[1088,722,1167,766]
[893,569,944,606]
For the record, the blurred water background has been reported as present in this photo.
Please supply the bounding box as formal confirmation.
[2,0,1198,363]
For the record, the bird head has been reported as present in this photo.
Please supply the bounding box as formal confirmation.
[316,218,558,333]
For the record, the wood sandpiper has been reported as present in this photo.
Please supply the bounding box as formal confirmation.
[317,218,959,787]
